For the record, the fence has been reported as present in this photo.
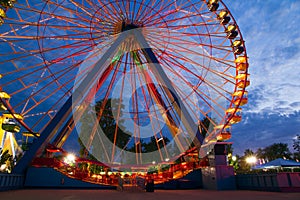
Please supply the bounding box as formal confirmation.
[0,173,24,191]
[236,172,300,192]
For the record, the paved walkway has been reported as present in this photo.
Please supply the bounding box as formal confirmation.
[1,189,300,200]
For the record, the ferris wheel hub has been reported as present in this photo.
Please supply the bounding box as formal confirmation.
[121,21,140,32]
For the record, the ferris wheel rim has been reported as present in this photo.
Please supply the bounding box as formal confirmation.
[0,0,250,169]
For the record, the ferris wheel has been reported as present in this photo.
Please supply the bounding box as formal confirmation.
[0,0,249,172]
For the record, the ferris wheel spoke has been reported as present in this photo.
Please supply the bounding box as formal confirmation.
[164,62,235,103]
[15,5,91,28]
[12,62,81,111]
[147,32,233,58]
[143,0,202,26]
[147,10,212,28]
[1,0,249,173]
[148,41,235,83]
[110,59,128,162]
[68,0,95,18]
[159,57,230,121]
[141,0,174,25]
[161,48,235,84]
[94,0,124,23]
[132,50,187,155]
[134,64,167,161]
[15,73,74,116]
[85,56,125,155]
[42,0,96,23]
[30,87,73,131]
[161,42,235,70]
[8,62,77,97]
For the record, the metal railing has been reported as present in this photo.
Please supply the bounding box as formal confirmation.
[0,173,24,191]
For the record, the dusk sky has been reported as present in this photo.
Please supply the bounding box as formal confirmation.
[223,0,300,155]
[1,0,299,158]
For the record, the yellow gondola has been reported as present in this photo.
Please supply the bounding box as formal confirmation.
[234,56,247,63]
[236,63,248,71]
[0,102,7,111]
[232,90,248,97]
[226,107,242,114]
[217,131,231,141]
[226,24,237,32]
[233,98,248,106]
[0,91,10,99]
[214,124,231,130]
[217,10,230,25]
[218,10,228,19]
[207,0,219,12]
[0,8,6,18]
[229,115,241,124]
[2,122,21,133]
[237,80,250,88]
[235,73,250,80]
[232,40,243,47]
[2,113,23,120]
[23,132,40,137]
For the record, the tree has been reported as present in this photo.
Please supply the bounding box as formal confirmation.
[226,144,239,171]
[262,143,291,161]
[0,149,13,172]
[78,98,131,162]
[95,98,131,150]
[255,148,265,160]
[292,135,300,160]
[236,149,254,173]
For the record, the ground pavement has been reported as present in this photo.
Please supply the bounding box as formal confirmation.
[1,189,300,200]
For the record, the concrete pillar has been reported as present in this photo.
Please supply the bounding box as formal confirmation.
[201,142,236,190]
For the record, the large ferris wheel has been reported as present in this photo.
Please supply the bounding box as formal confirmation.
[0,0,249,175]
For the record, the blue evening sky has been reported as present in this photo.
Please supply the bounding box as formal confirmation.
[1,0,299,157]
[223,0,300,155]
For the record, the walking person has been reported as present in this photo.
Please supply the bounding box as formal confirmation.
[117,174,124,191]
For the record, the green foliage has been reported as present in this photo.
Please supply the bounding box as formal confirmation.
[293,135,300,151]
[0,149,12,165]
[125,136,170,153]
[95,98,131,150]
[227,144,239,171]
[235,149,255,173]
[292,135,300,160]
[0,149,13,172]
[257,143,292,161]
[78,98,131,161]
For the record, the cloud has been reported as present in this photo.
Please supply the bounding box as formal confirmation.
[231,111,300,155]
[221,0,300,154]
[224,0,300,115]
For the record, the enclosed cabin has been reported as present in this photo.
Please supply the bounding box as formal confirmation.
[226,107,242,124]
[217,9,231,25]
[232,39,245,55]
[232,90,248,106]
[1,113,22,133]
[0,8,6,25]
[0,102,6,111]
[225,23,238,39]
[236,73,250,89]
[207,0,219,12]
[22,132,40,150]
[235,56,249,72]
[214,124,231,141]
[0,88,10,112]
